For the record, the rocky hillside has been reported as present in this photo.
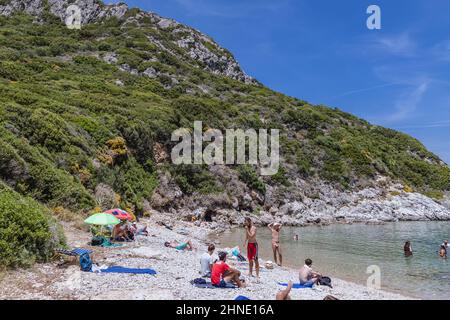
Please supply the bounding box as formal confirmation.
[0,0,449,262]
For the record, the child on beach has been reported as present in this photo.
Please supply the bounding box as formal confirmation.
[244,217,260,279]
[268,223,283,266]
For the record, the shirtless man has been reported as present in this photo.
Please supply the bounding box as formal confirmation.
[299,258,322,286]
[268,223,282,266]
[244,217,260,279]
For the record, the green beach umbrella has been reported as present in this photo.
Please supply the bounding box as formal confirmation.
[84,213,120,226]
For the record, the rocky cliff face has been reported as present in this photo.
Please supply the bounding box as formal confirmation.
[0,0,254,83]
[152,168,450,229]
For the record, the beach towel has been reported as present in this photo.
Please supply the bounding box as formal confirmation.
[91,236,123,248]
[235,295,251,300]
[93,266,157,275]
[190,280,236,289]
[278,282,314,289]
[56,248,93,257]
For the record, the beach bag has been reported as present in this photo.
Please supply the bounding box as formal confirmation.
[318,276,333,288]
[91,236,104,246]
[79,253,93,272]
[193,278,207,285]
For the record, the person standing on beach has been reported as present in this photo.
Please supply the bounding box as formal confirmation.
[244,217,260,279]
[268,223,283,266]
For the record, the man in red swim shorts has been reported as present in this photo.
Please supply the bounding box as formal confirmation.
[244,217,260,279]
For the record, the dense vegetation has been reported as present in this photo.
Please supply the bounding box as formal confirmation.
[0,7,449,265]
[0,182,65,267]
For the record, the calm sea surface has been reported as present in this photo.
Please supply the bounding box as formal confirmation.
[216,221,450,300]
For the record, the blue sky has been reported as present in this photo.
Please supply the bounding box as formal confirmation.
[116,0,450,163]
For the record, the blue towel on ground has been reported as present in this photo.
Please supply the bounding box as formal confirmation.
[278,282,314,289]
[98,266,157,275]
[190,281,236,289]
[235,295,251,300]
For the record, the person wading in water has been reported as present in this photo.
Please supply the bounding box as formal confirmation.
[404,241,413,257]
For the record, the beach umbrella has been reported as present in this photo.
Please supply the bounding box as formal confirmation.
[104,208,133,221]
[84,213,120,226]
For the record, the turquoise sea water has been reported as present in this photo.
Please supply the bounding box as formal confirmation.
[217,221,450,299]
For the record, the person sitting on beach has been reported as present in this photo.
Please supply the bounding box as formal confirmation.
[268,223,283,266]
[276,280,293,300]
[299,258,322,286]
[129,222,148,236]
[404,241,413,257]
[211,252,245,288]
[439,245,447,259]
[164,240,195,251]
[200,244,216,277]
[112,222,132,242]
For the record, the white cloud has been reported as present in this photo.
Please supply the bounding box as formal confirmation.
[388,81,429,122]
[395,120,450,129]
[430,39,450,62]
[373,33,417,57]
[174,0,292,18]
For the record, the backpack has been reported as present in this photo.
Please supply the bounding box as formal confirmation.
[318,276,333,288]
[79,253,93,272]
[91,236,104,246]
[193,278,207,285]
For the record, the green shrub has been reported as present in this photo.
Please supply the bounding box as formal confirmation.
[0,182,65,268]
[170,164,223,195]
[237,165,266,194]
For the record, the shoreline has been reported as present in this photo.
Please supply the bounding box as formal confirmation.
[0,214,414,300]
[211,224,422,300]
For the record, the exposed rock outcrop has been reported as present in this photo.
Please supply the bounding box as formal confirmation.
[0,0,255,83]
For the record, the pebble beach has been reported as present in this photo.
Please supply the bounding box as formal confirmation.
[0,214,412,300]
